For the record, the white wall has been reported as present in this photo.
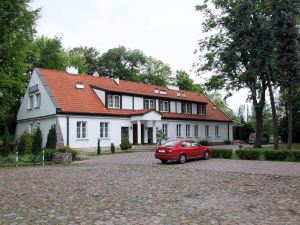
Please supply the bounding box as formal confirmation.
[15,117,57,147]
[192,103,197,114]
[156,120,233,143]
[93,89,106,105]
[122,95,133,109]
[176,101,182,113]
[65,115,132,149]
[134,97,143,110]
[17,70,56,120]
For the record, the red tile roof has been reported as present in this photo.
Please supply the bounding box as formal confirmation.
[39,68,232,122]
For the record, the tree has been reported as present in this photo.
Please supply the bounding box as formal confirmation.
[17,132,26,157]
[142,57,172,86]
[29,36,67,71]
[196,0,272,148]
[174,70,203,92]
[66,49,88,74]
[0,127,11,156]
[31,127,42,158]
[0,0,39,135]
[271,0,300,149]
[46,125,57,149]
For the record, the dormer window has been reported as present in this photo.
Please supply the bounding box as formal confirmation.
[197,104,206,115]
[28,95,34,110]
[108,94,120,109]
[182,103,191,114]
[144,99,155,109]
[159,100,169,112]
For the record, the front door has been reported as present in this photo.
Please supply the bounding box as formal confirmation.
[147,127,153,144]
[141,124,144,144]
[133,124,137,145]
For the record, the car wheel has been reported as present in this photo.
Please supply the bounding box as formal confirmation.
[203,151,209,160]
[161,160,167,164]
[179,154,186,164]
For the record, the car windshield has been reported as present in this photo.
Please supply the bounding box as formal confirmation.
[162,141,179,147]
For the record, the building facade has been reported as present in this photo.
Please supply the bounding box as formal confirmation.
[16,68,233,150]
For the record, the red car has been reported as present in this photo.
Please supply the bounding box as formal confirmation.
[155,140,212,164]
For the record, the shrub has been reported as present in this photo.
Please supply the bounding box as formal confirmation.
[97,138,101,155]
[23,132,33,154]
[58,146,78,160]
[199,140,209,146]
[212,148,233,159]
[263,150,291,161]
[32,127,43,157]
[224,140,232,145]
[111,143,115,154]
[43,148,57,162]
[291,151,300,161]
[0,127,11,157]
[46,125,57,149]
[120,138,132,151]
[236,149,260,160]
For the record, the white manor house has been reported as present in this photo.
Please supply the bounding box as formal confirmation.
[16,67,233,150]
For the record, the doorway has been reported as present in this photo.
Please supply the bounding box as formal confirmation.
[147,127,153,144]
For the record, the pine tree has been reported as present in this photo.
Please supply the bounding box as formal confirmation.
[46,125,57,149]
[32,127,42,157]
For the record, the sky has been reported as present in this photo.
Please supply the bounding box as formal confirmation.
[30,0,249,113]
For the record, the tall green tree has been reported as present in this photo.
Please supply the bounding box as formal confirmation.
[271,0,300,149]
[197,0,273,148]
[174,70,203,92]
[0,0,39,135]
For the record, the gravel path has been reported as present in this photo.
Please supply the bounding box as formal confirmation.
[0,154,299,225]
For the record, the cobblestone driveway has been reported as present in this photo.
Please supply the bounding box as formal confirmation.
[1,153,299,225]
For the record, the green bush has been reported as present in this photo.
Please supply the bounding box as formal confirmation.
[111,143,115,154]
[43,148,57,162]
[32,127,43,157]
[23,132,33,154]
[0,127,11,157]
[58,146,78,160]
[212,148,233,159]
[0,154,16,165]
[120,138,132,151]
[263,150,290,161]
[224,140,232,145]
[236,149,260,160]
[291,151,300,161]
[46,125,57,149]
[198,140,209,146]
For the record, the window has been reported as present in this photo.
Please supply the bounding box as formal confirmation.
[181,141,190,147]
[176,124,182,137]
[144,99,155,109]
[159,100,169,112]
[205,125,209,137]
[197,104,206,115]
[194,125,199,137]
[191,141,198,147]
[162,124,168,136]
[35,93,41,108]
[162,141,179,147]
[108,94,120,109]
[186,124,191,137]
[28,95,34,109]
[215,125,219,137]
[100,122,109,138]
[182,103,191,114]
[77,121,87,139]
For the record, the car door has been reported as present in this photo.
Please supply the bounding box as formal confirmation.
[180,141,193,158]
[190,141,201,158]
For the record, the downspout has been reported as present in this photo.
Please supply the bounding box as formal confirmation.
[67,116,69,146]
[228,123,230,141]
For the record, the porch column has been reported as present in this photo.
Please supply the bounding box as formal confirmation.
[153,121,157,144]
[137,120,142,144]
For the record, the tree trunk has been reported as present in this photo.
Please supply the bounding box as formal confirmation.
[266,66,279,149]
[287,86,293,150]
[254,106,263,148]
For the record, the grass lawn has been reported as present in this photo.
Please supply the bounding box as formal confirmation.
[244,143,300,151]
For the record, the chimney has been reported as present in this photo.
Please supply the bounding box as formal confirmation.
[176,91,181,97]
[93,71,99,77]
[154,88,159,94]
[113,78,120,85]
[66,66,78,75]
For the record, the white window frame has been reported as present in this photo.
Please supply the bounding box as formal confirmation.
[215,125,219,137]
[35,93,41,108]
[100,122,109,139]
[194,125,199,137]
[176,124,182,137]
[197,104,206,115]
[159,100,169,112]
[186,124,191,137]
[205,125,210,137]
[28,95,34,110]
[108,94,120,109]
[162,124,168,136]
[182,103,191,114]
[77,121,87,139]
[145,99,155,109]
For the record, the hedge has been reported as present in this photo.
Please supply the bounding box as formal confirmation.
[236,149,260,160]
[263,150,300,162]
[212,148,233,159]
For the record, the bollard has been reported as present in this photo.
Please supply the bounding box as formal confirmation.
[42,149,45,166]
[16,151,19,167]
